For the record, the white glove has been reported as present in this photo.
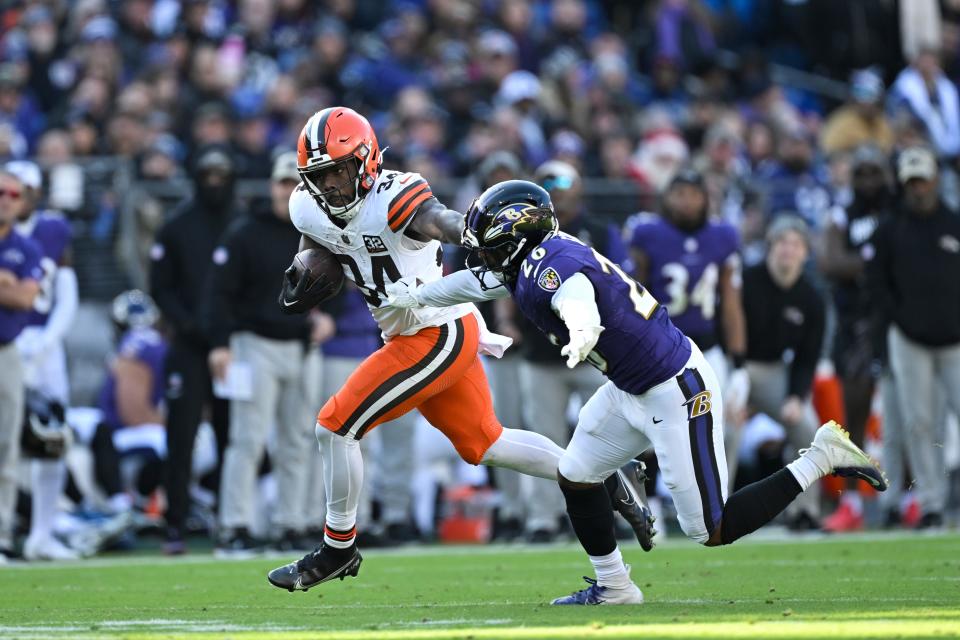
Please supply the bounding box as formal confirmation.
[725,367,750,414]
[383,276,424,309]
[560,326,603,369]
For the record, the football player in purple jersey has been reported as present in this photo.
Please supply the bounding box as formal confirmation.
[7,160,79,561]
[0,168,42,563]
[385,180,888,605]
[628,169,749,480]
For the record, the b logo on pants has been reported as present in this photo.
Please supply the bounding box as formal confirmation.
[685,390,713,420]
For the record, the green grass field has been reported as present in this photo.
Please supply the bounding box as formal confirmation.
[1,532,958,640]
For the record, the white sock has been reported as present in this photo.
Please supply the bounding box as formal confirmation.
[786,454,828,491]
[318,427,363,549]
[29,460,64,542]
[479,427,562,480]
[589,547,632,589]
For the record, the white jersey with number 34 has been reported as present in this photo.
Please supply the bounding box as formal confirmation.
[289,169,472,338]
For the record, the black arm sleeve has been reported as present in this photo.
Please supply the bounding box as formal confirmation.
[149,223,199,340]
[203,225,244,349]
[788,287,826,398]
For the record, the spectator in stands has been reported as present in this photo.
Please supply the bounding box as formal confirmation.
[496,70,549,168]
[889,47,960,161]
[818,145,896,532]
[0,63,44,153]
[205,153,319,555]
[820,69,895,157]
[744,119,777,171]
[0,169,42,562]
[648,0,716,74]
[149,146,237,554]
[867,146,960,530]
[474,30,520,98]
[742,215,825,530]
[754,126,832,231]
[692,122,754,225]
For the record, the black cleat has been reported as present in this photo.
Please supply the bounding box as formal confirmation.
[611,461,657,551]
[267,543,362,592]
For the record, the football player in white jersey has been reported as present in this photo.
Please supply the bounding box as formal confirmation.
[268,107,653,592]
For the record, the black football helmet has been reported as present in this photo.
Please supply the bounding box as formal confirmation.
[462,180,558,284]
[21,389,71,459]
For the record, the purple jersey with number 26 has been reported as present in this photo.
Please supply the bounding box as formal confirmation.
[507,232,691,394]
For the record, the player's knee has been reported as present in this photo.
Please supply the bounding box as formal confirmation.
[455,418,502,466]
[454,442,486,466]
[315,422,341,446]
[704,527,724,547]
[677,516,712,545]
[557,452,603,486]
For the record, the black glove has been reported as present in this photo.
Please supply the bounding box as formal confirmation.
[278,264,330,315]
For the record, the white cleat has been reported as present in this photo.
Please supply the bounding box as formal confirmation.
[23,535,80,561]
[803,421,888,491]
[551,577,644,605]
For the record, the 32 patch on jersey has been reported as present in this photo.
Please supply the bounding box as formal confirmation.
[537,267,562,291]
[363,235,388,254]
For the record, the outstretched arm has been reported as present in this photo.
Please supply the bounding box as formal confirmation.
[385,269,509,309]
[405,198,465,245]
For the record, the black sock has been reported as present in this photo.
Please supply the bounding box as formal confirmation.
[720,468,802,545]
[560,481,617,557]
[92,422,123,496]
[602,473,619,506]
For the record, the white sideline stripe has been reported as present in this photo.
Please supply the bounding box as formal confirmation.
[2,530,956,571]
[0,618,516,636]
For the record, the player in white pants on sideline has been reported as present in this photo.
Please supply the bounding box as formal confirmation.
[8,160,79,561]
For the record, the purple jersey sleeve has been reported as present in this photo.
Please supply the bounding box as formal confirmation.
[629,214,660,253]
[32,214,72,265]
[0,232,43,342]
[16,234,43,282]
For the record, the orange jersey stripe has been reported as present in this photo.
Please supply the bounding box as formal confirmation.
[388,182,429,222]
[389,190,433,231]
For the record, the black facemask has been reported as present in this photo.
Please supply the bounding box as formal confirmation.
[195,172,235,212]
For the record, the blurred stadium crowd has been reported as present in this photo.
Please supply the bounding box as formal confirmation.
[0,0,959,560]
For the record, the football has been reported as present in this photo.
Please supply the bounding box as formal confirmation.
[291,246,345,303]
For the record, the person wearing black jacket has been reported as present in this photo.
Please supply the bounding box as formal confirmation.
[149,146,237,554]
[817,145,899,532]
[206,152,322,555]
[867,147,960,529]
[742,215,826,530]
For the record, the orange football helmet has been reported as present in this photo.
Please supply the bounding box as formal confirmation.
[297,107,382,221]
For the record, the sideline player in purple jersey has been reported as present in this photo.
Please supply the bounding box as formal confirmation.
[384,180,888,605]
[6,160,78,561]
[628,170,749,478]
